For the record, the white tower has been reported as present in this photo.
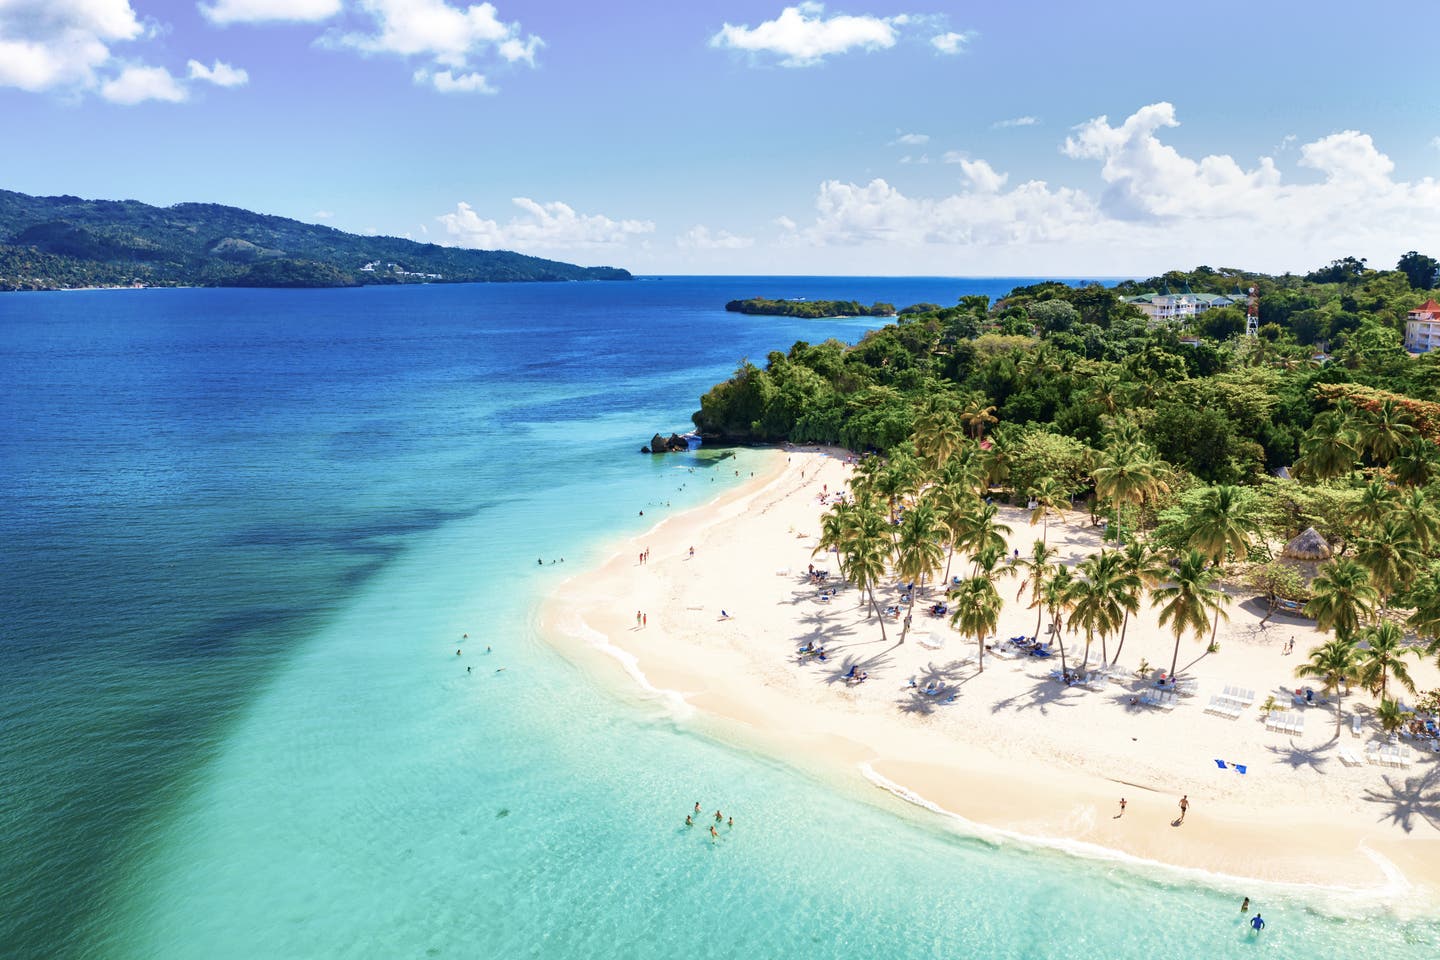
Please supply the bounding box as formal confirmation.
[1246,286,1259,337]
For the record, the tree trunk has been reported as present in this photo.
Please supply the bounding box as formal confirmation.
[1111,610,1130,665]
[977,633,985,674]
[1335,684,1344,741]
[1168,633,1181,683]
[1055,621,1069,677]
[868,589,889,643]
[1034,600,1044,643]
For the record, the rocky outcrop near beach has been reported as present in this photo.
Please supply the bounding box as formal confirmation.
[643,433,691,453]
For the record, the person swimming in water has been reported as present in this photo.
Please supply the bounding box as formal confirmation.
[1250,914,1264,933]
[1240,897,1249,913]
[709,825,719,839]
[694,801,701,814]
[684,815,693,826]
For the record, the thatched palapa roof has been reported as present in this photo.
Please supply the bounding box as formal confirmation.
[1282,527,1332,562]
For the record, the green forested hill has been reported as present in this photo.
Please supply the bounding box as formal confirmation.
[0,190,631,290]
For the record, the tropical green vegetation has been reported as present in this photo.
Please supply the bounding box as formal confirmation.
[705,259,1440,722]
[0,188,631,290]
[724,297,896,318]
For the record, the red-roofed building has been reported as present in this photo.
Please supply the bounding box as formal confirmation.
[1404,299,1440,353]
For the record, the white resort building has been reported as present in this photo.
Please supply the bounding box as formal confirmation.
[1404,298,1440,354]
[1121,291,1237,323]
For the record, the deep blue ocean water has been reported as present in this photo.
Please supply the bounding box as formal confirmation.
[2,278,1433,959]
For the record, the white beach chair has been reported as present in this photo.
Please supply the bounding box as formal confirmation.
[1351,714,1362,737]
[1337,747,1363,767]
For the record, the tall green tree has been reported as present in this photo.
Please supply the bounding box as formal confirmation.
[1070,551,1128,669]
[1043,564,1077,676]
[1092,442,1170,545]
[1305,557,1379,641]
[895,501,945,643]
[1108,540,1154,665]
[1296,410,1360,481]
[1151,550,1229,680]
[1358,398,1416,465]
[1026,475,1068,546]
[1183,484,1262,565]
[949,575,1003,673]
[1295,637,1362,740]
[1356,621,1417,702]
[1016,540,1057,642]
[1353,516,1421,607]
[952,500,1012,575]
[839,500,895,644]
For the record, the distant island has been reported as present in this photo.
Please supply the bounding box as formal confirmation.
[0,189,631,291]
[725,297,896,318]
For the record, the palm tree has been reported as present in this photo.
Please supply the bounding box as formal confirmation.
[952,500,1012,575]
[1092,442,1169,546]
[1348,480,1398,529]
[1108,539,1152,665]
[838,501,894,644]
[1375,698,1412,736]
[1151,550,1229,680]
[1354,515,1422,607]
[1390,437,1439,487]
[1359,398,1416,465]
[912,406,965,471]
[960,396,999,440]
[1015,540,1056,642]
[1070,551,1128,670]
[1184,484,1261,565]
[1026,476,1068,545]
[1296,410,1360,481]
[980,432,1013,490]
[1305,557,1378,641]
[1043,564,1077,676]
[1295,637,1361,740]
[895,502,945,643]
[949,575,1002,673]
[1409,563,1440,662]
[1394,489,1440,554]
[874,449,922,523]
[1356,621,1417,702]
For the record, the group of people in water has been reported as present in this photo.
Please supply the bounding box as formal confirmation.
[684,801,735,839]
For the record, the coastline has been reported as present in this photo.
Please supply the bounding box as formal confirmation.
[541,447,1440,906]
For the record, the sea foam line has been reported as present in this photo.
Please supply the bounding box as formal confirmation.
[553,611,694,721]
[858,762,1420,916]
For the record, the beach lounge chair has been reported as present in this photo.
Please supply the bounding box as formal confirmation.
[1338,747,1363,767]
[1351,714,1362,736]
[1214,759,1228,770]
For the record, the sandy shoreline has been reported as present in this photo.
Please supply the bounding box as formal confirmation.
[541,448,1440,904]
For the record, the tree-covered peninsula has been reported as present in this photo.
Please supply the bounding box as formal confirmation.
[0,189,632,291]
[695,257,1440,700]
[725,297,896,318]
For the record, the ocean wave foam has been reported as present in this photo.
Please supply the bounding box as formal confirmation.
[552,612,694,721]
[858,762,1422,918]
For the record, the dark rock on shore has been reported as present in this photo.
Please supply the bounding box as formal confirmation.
[644,432,691,454]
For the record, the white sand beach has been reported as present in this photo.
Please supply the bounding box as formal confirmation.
[543,448,1440,898]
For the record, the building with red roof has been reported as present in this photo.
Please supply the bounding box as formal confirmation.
[1404,299,1440,353]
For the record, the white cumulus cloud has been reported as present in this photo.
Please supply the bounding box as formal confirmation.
[187,58,248,86]
[331,0,540,83]
[890,132,928,145]
[993,115,1037,128]
[782,102,1440,274]
[930,30,970,54]
[101,63,187,104]
[710,2,902,67]
[199,0,341,24]
[678,226,754,250]
[416,68,494,93]
[313,210,335,219]
[0,0,143,93]
[438,199,655,251]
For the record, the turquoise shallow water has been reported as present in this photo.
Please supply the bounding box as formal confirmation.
[2,279,1435,959]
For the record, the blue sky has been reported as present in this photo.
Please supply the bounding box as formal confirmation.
[3,0,1439,275]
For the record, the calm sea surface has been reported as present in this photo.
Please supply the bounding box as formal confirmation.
[2,278,1432,959]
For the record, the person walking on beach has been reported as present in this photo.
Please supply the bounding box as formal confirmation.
[642,613,647,627]
[636,611,642,627]
[1178,795,1189,823]
[1118,798,1126,817]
